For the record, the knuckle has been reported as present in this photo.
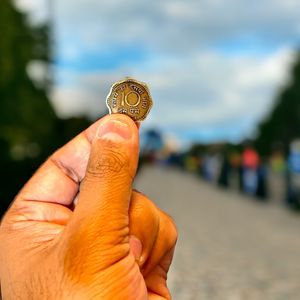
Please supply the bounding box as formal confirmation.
[129,193,160,233]
[131,191,155,214]
[130,193,178,250]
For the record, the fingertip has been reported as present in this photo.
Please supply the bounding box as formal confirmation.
[85,114,139,144]
[94,114,138,143]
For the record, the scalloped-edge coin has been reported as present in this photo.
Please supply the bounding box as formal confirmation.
[106,78,153,121]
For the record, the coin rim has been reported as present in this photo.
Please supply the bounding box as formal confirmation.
[106,77,153,121]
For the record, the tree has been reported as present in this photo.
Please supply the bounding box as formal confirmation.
[0,0,91,214]
[255,51,300,156]
[0,0,58,157]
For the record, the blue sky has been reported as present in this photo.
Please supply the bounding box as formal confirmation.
[16,0,300,147]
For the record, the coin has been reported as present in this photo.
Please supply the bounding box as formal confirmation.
[106,78,153,121]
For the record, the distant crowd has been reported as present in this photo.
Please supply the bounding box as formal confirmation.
[142,140,300,212]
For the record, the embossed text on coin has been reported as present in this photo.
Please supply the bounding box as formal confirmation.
[106,78,153,121]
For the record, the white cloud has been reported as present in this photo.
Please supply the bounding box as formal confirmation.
[15,0,300,52]
[14,0,37,11]
[52,0,300,55]
[17,0,300,142]
[50,86,105,118]
[51,47,295,142]
[14,0,48,23]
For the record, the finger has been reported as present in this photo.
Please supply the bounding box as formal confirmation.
[128,190,177,296]
[144,216,177,300]
[142,211,178,277]
[146,248,175,300]
[4,201,72,227]
[66,113,139,237]
[14,114,136,207]
[129,191,160,266]
[15,118,101,206]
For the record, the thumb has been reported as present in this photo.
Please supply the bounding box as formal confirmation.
[64,114,139,249]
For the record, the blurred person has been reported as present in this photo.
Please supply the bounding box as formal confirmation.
[269,149,287,203]
[228,150,242,191]
[255,158,269,200]
[217,151,230,188]
[184,155,198,173]
[202,151,221,182]
[241,144,260,195]
[195,154,203,178]
[270,150,286,174]
[0,114,177,299]
[166,151,185,169]
[286,139,300,210]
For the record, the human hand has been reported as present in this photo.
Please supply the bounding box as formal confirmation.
[0,114,177,299]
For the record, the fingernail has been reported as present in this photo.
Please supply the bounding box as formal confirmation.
[97,118,132,142]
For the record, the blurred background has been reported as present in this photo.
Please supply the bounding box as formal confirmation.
[1,0,300,298]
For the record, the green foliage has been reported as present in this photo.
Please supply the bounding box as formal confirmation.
[0,0,92,214]
[255,51,300,156]
[0,0,56,159]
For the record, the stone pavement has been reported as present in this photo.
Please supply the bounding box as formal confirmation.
[135,166,300,300]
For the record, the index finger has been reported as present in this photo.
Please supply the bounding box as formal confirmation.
[15,115,131,206]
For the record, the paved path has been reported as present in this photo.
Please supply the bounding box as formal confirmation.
[135,166,300,300]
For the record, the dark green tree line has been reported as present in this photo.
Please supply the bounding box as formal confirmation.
[0,0,91,214]
[255,51,300,155]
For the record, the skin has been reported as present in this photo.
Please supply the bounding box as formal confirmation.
[0,114,177,300]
